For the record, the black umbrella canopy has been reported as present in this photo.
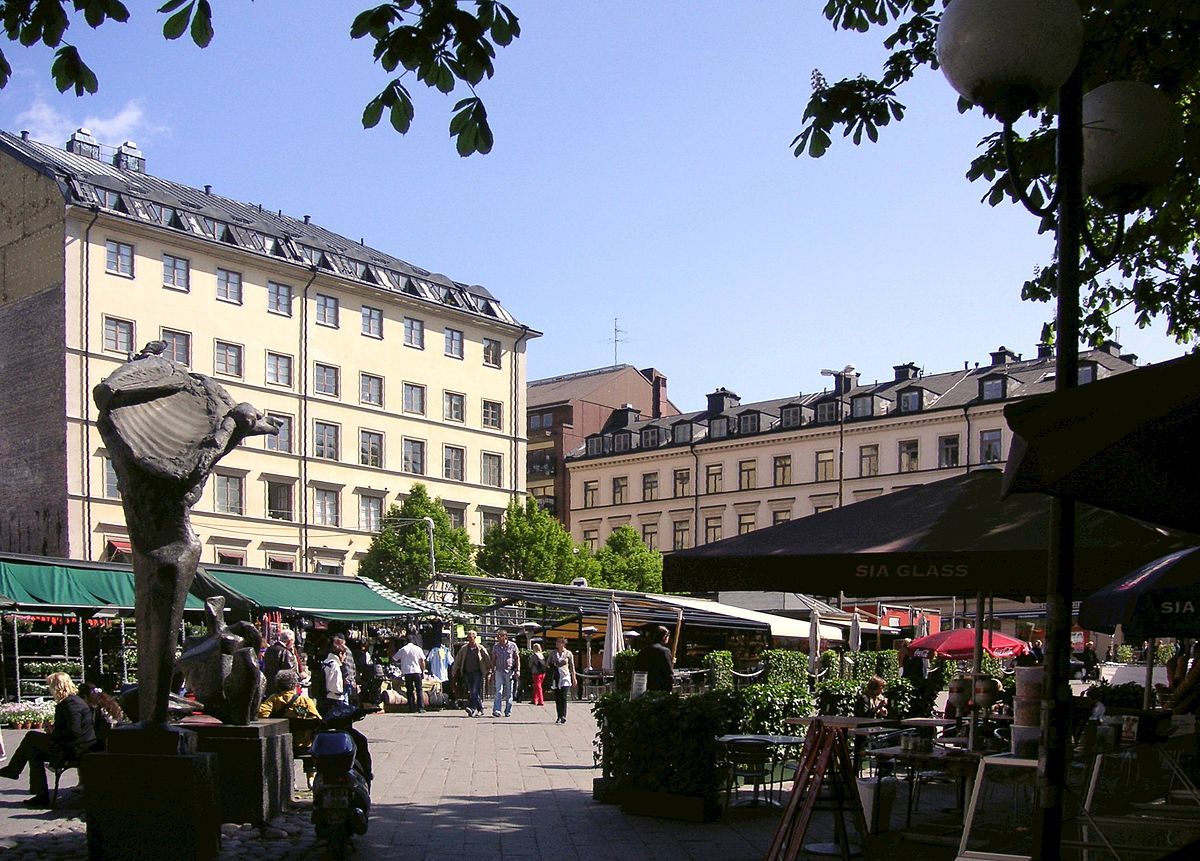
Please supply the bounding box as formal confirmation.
[1079,547,1200,639]
[1003,351,1200,533]
[663,469,1198,599]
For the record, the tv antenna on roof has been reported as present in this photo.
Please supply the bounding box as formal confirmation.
[609,317,630,365]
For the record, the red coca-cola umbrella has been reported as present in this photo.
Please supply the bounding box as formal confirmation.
[907,628,1031,661]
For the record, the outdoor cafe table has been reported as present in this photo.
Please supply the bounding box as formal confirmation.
[715,734,806,808]
[784,715,890,729]
[869,745,983,830]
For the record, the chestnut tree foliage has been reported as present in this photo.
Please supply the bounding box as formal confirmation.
[796,1,1200,347]
[0,0,519,156]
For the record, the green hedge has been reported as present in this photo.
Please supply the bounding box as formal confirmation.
[1115,644,1135,664]
[763,649,809,685]
[733,683,814,734]
[612,649,639,693]
[815,678,861,716]
[702,650,734,691]
[846,650,899,682]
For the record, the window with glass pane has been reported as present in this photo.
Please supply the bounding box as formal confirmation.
[360,373,383,406]
[314,363,339,396]
[981,378,1004,400]
[816,450,835,481]
[704,516,722,544]
[314,561,342,576]
[1078,364,1096,384]
[860,444,879,477]
[403,439,426,474]
[266,413,292,452]
[482,400,502,429]
[482,511,502,539]
[404,317,424,348]
[738,513,756,535]
[899,440,919,472]
[162,329,190,366]
[980,429,1003,463]
[899,390,922,412]
[316,294,339,327]
[672,520,690,550]
[582,528,598,551]
[772,509,792,526]
[781,407,801,428]
[314,421,339,459]
[675,423,692,443]
[106,240,134,276]
[160,254,189,290]
[314,489,339,526]
[217,268,242,303]
[444,328,464,358]
[447,508,465,530]
[674,469,690,498]
[267,556,294,571]
[360,495,383,531]
[586,438,602,456]
[938,435,960,468]
[816,401,839,422]
[361,306,383,338]
[739,460,756,490]
[583,481,597,508]
[214,474,243,514]
[773,455,792,487]
[360,430,384,468]
[541,412,553,427]
[483,337,501,367]
[705,464,722,494]
[443,446,465,481]
[103,317,133,353]
[403,383,425,414]
[641,428,659,448]
[444,392,465,422]
[613,433,630,452]
[739,414,759,434]
[641,523,658,551]
[266,481,293,520]
[215,341,243,377]
[266,352,292,387]
[642,473,658,501]
[530,415,542,430]
[482,452,503,487]
[612,476,627,505]
[852,397,873,418]
[709,418,727,438]
[268,281,292,315]
[216,551,244,566]
[103,457,120,498]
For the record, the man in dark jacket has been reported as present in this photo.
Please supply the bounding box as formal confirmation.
[633,625,675,692]
[0,672,97,807]
[262,629,299,684]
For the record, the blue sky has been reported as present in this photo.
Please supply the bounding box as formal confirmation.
[0,2,1183,410]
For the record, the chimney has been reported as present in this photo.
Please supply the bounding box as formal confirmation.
[112,140,145,173]
[65,127,100,160]
[1119,352,1138,366]
[608,403,640,429]
[893,362,919,382]
[639,367,668,418]
[1098,338,1122,357]
[989,345,1019,366]
[204,184,212,195]
[705,387,740,417]
[1037,342,1054,360]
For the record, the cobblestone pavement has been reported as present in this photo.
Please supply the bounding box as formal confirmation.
[1,703,793,860]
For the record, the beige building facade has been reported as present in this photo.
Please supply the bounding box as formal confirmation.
[0,129,536,575]
[566,345,1140,559]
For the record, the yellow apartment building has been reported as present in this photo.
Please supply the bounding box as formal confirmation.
[0,128,537,575]
[566,344,1139,556]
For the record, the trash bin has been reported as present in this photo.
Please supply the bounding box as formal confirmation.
[857,776,897,833]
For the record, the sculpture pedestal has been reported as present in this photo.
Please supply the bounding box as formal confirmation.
[84,727,218,861]
[189,719,292,825]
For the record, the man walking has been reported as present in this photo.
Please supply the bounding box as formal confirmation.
[633,625,675,692]
[491,630,519,717]
[453,630,492,717]
[394,633,427,713]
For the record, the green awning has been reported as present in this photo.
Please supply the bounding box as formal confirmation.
[0,557,203,611]
[198,566,424,621]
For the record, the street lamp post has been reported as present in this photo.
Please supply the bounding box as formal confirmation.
[937,3,1181,856]
[820,365,855,508]
[384,515,437,586]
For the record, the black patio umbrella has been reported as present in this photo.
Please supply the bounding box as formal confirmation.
[662,469,1198,599]
[1002,351,1200,533]
[1078,547,1200,639]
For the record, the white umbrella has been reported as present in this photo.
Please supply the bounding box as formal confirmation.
[602,596,623,672]
[809,607,821,674]
[849,612,862,653]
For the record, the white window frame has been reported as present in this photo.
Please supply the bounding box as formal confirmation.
[105,240,134,277]
[483,337,502,367]
[361,305,383,338]
[214,473,244,515]
[314,488,340,526]
[360,372,384,406]
[267,281,293,316]
[781,407,801,429]
[266,351,293,387]
[266,413,293,453]
[314,362,340,397]
[214,340,244,378]
[481,452,503,488]
[403,317,424,349]
[403,438,427,475]
[359,495,384,532]
[360,429,384,468]
[161,328,191,366]
[316,293,339,328]
[216,268,242,304]
[162,253,190,292]
[444,327,464,358]
[314,421,340,460]
[481,399,503,430]
[103,316,134,354]
[266,480,294,521]
[444,391,466,423]
[403,382,426,415]
[443,445,465,481]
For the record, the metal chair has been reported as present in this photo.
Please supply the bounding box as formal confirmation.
[50,759,81,809]
[721,738,776,808]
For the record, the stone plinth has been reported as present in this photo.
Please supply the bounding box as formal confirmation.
[189,718,292,825]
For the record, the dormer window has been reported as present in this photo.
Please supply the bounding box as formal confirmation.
[739,413,759,434]
[815,401,840,423]
[586,437,602,456]
[709,417,728,439]
[1078,363,1096,384]
[898,390,922,412]
[613,432,631,452]
[642,427,660,448]
[674,423,692,444]
[781,406,802,429]
[980,378,1005,400]
[851,396,873,418]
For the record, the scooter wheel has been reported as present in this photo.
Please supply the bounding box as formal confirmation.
[326,825,351,860]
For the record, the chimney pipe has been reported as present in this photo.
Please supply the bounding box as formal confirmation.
[204,184,212,195]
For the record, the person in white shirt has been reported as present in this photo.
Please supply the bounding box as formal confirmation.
[394,634,427,714]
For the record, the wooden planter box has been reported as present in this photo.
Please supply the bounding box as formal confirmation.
[593,777,622,804]
[620,788,708,822]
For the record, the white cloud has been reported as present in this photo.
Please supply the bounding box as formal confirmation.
[14,98,168,148]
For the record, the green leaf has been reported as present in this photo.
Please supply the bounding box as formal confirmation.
[362,96,385,129]
[389,94,414,133]
[0,50,10,88]
[162,2,192,40]
[190,0,212,47]
[157,0,190,12]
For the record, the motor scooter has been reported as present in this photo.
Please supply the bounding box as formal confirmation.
[310,704,372,859]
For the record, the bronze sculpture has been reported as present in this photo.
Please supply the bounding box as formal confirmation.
[94,342,276,725]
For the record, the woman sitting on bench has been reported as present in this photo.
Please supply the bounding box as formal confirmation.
[0,672,97,807]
